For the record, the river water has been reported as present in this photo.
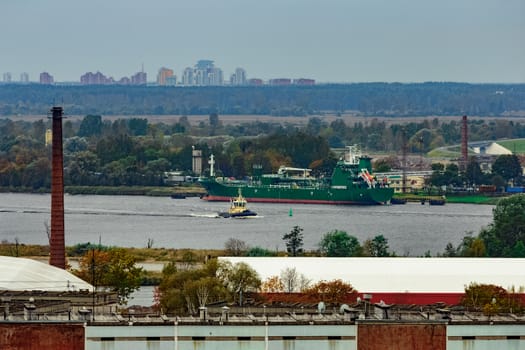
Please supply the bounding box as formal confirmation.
[0,192,496,306]
[0,193,494,256]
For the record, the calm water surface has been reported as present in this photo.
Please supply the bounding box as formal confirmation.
[0,193,494,256]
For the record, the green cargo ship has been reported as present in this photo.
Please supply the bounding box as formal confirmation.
[199,146,394,205]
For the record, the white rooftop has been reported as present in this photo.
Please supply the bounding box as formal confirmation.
[220,257,525,293]
[0,256,93,292]
[472,142,512,155]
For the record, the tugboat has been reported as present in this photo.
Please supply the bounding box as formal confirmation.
[390,197,407,205]
[218,189,257,218]
[429,197,446,205]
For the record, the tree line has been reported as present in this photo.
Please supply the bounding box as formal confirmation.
[1,83,524,116]
[2,113,525,190]
[424,154,523,191]
[224,227,391,259]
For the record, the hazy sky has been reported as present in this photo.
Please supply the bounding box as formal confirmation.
[2,0,524,83]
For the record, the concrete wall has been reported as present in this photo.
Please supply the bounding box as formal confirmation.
[447,324,525,350]
[357,322,446,350]
[0,322,84,350]
[85,323,357,350]
[4,321,525,350]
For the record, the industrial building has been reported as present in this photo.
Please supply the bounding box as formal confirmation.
[2,296,525,349]
[2,256,525,349]
[220,257,525,305]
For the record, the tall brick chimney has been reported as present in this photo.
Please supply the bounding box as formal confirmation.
[460,115,468,172]
[49,106,65,269]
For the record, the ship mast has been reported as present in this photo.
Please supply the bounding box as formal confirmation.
[209,154,215,177]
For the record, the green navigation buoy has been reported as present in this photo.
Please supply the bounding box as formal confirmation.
[289,208,293,217]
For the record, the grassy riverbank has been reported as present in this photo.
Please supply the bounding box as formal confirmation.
[0,185,206,197]
[0,244,223,285]
[445,194,502,205]
[65,185,206,197]
[393,193,503,205]
[0,244,223,263]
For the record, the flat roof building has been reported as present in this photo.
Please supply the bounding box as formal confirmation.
[220,257,525,305]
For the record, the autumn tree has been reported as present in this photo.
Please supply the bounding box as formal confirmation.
[457,234,486,257]
[304,279,357,304]
[105,249,144,304]
[362,235,390,257]
[74,249,108,288]
[158,259,228,314]
[461,282,523,314]
[182,277,224,314]
[261,275,285,292]
[73,248,143,305]
[217,261,261,306]
[179,250,198,270]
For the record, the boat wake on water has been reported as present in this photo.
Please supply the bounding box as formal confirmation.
[190,213,223,218]
[189,212,264,219]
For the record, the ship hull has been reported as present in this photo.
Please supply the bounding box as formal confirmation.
[199,179,394,205]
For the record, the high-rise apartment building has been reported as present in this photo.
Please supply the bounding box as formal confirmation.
[3,72,11,83]
[248,78,263,86]
[195,60,214,70]
[131,71,147,85]
[20,72,29,83]
[194,68,206,86]
[191,60,223,86]
[181,67,194,86]
[269,78,292,86]
[230,68,247,85]
[80,69,146,85]
[157,67,174,86]
[293,78,315,85]
[40,72,54,84]
[208,67,223,86]
[80,71,113,84]
[165,75,177,86]
[117,77,131,85]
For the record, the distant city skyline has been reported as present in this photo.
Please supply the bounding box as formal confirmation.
[1,60,316,86]
[1,0,524,83]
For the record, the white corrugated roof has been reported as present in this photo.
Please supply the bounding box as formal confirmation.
[220,257,525,293]
[0,256,93,292]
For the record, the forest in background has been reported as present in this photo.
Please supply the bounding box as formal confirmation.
[1,82,524,117]
[1,113,525,190]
